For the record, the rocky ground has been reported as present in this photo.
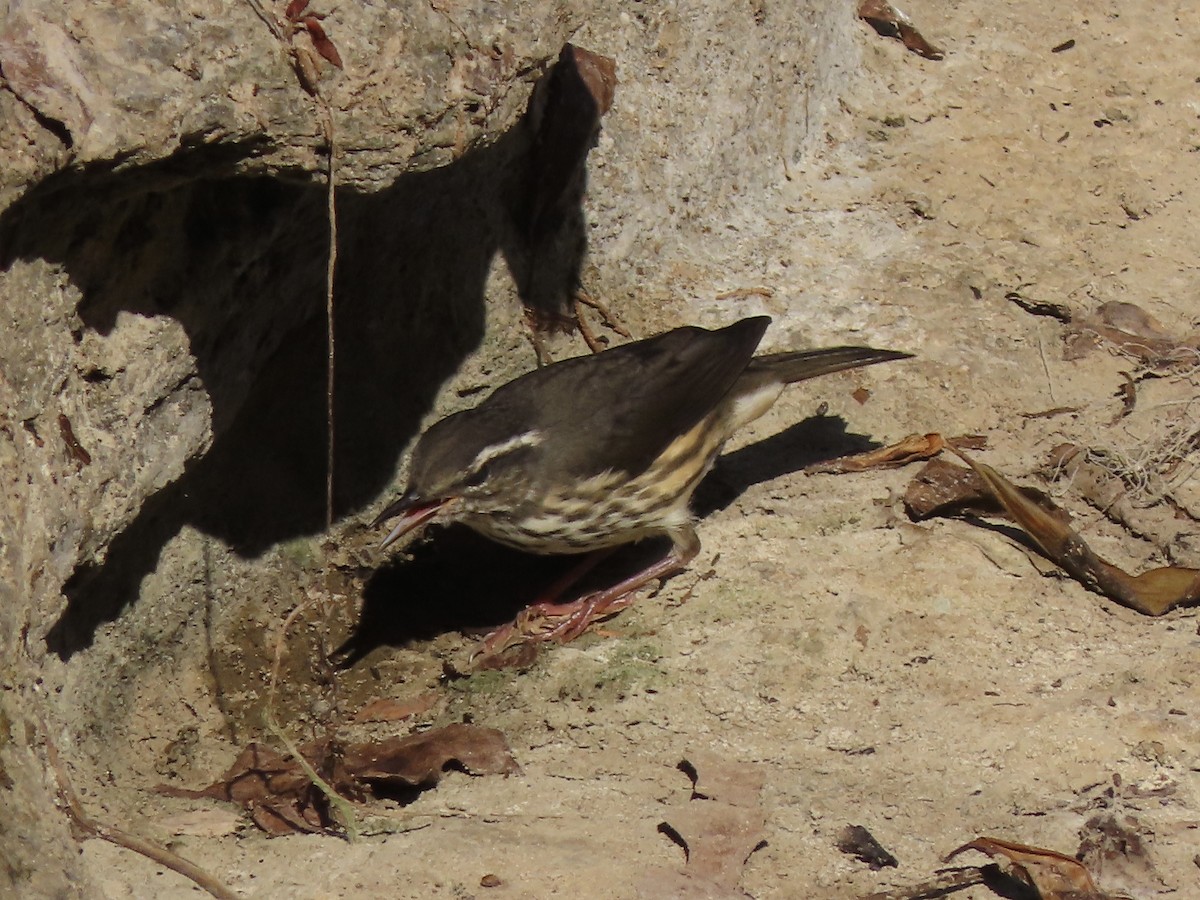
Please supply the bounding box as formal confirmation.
[7,0,1198,897]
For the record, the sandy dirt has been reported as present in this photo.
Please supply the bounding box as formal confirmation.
[75,2,1198,898]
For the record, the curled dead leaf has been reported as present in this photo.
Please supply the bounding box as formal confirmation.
[950,448,1200,616]
[858,0,945,60]
[807,432,953,475]
[1063,301,1200,367]
[945,836,1107,899]
[159,724,519,836]
[904,456,1066,523]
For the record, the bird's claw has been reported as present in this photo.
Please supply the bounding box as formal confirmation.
[467,591,634,669]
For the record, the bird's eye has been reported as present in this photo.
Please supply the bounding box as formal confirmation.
[463,463,490,488]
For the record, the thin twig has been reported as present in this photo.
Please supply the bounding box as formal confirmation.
[1037,328,1056,405]
[574,304,605,353]
[265,595,361,841]
[860,865,989,899]
[246,0,353,843]
[242,0,284,40]
[44,730,238,900]
[575,289,632,338]
[321,99,338,530]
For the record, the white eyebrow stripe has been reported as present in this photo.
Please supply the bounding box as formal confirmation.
[468,430,543,471]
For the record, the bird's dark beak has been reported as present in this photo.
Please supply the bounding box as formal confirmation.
[371,492,453,550]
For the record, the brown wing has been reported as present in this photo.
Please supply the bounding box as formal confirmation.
[481,316,770,482]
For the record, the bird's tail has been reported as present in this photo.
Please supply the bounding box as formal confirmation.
[742,346,912,386]
[723,346,911,431]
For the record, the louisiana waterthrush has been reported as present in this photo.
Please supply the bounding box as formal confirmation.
[372,315,910,661]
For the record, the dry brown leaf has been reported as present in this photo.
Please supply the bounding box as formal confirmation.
[837,824,898,870]
[680,749,765,804]
[1078,813,1159,896]
[284,0,310,21]
[807,432,949,474]
[154,807,244,838]
[159,725,518,836]
[858,0,945,60]
[303,18,343,69]
[1097,301,1173,339]
[353,691,441,723]
[1063,301,1200,366]
[570,44,618,117]
[904,457,1067,523]
[945,836,1104,899]
[951,448,1200,616]
[345,725,520,783]
[641,754,766,897]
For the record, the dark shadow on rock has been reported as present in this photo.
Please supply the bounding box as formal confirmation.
[332,526,671,668]
[503,43,613,323]
[337,414,881,663]
[2,93,596,658]
[693,413,881,517]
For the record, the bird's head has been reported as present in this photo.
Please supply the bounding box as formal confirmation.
[372,408,545,549]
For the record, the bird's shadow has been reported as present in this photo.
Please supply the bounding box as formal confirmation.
[335,413,881,666]
[2,53,601,659]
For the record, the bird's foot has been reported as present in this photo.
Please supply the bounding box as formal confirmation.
[467,590,638,669]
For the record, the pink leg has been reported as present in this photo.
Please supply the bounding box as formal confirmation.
[528,547,619,607]
[472,527,701,666]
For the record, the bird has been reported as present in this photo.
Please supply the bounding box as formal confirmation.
[371,315,910,664]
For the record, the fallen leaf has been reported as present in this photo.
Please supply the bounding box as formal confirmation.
[807,432,953,474]
[353,691,441,723]
[159,725,519,836]
[640,753,766,897]
[837,824,898,870]
[1078,813,1160,896]
[858,0,945,60]
[1062,301,1200,367]
[950,448,1200,616]
[154,807,244,838]
[346,725,521,783]
[945,836,1106,899]
[904,457,1066,523]
[284,0,310,21]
